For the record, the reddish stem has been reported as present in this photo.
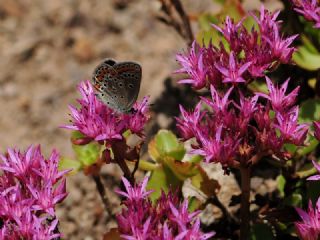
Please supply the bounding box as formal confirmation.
[111,139,139,184]
[240,166,251,240]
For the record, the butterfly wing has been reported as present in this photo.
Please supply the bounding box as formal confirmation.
[92,60,142,113]
[113,61,142,112]
[92,61,122,110]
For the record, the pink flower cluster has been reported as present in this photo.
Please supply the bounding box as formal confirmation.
[176,6,297,89]
[295,198,320,240]
[314,121,320,141]
[175,6,307,168]
[116,177,215,240]
[0,145,68,239]
[295,160,320,240]
[63,80,150,143]
[291,0,320,28]
[177,76,308,167]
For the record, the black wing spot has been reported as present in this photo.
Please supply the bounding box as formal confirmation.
[128,84,134,89]
[118,83,123,87]
[104,59,116,66]
[120,96,124,99]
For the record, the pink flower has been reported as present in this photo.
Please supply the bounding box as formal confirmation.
[295,198,320,240]
[307,160,320,181]
[265,25,298,63]
[115,176,153,202]
[169,200,200,229]
[292,0,320,28]
[0,145,68,239]
[176,218,215,240]
[252,5,281,36]
[176,42,207,89]
[192,125,240,166]
[258,77,300,113]
[63,80,150,142]
[212,16,244,53]
[273,107,309,145]
[116,177,214,239]
[215,52,251,84]
[202,85,233,113]
[121,96,151,136]
[314,121,320,141]
[176,102,203,140]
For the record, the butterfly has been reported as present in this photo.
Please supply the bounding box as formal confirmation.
[92,59,142,113]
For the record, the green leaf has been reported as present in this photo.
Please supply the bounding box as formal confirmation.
[188,154,203,163]
[71,131,101,166]
[147,165,182,202]
[296,159,318,178]
[188,196,203,212]
[293,45,320,70]
[277,175,286,198]
[148,139,161,162]
[251,223,274,240]
[213,0,225,4]
[297,137,319,157]
[164,156,199,181]
[248,80,268,94]
[218,0,245,23]
[284,193,302,207]
[196,13,220,46]
[300,35,319,54]
[284,143,297,155]
[155,130,186,161]
[138,159,158,171]
[59,157,82,174]
[299,99,320,122]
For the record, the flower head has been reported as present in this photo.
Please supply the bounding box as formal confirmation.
[215,52,251,84]
[115,176,153,202]
[175,42,207,89]
[116,177,215,239]
[307,160,320,181]
[63,80,150,142]
[292,0,320,28]
[314,121,320,141]
[273,107,309,145]
[258,77,300,113]
[295,198,320,240]
[0,146,68,239]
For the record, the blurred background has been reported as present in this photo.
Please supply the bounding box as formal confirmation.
[0,0,282,239]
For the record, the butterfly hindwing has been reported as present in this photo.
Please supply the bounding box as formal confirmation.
[113,62,142,111]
